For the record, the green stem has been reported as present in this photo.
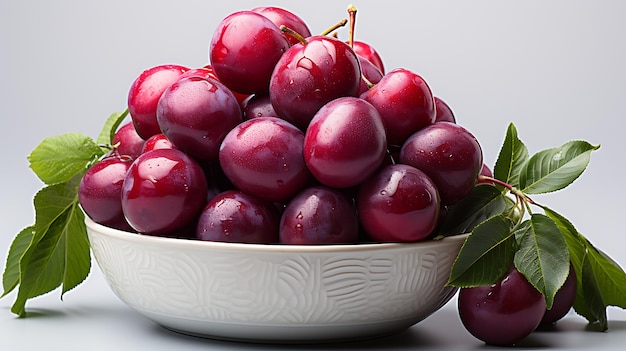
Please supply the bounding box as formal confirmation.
[361,74,375,88]
[281,25,308,45]
[320,18,348,36]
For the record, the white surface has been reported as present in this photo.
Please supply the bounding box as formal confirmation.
[1,273,625,350]
[1,0,625,349]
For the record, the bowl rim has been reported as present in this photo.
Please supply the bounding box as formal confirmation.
[84,215,469,254]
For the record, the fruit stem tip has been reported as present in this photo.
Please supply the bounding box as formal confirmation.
[320,18,348,36]
[280,25,308,45]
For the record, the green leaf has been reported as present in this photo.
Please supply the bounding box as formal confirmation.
[2,109,125,316]
[543,207,585,275]
[1,226,35,298]
[580,253,608,330]
[493,123,529,190]
[438,184,511,236]
[28,132,104,185]
[588,246,626,309]
[578,238,626,322]
[447,214,516,287]
[61,209,91,295]
[10,176,90,317]
[96,109,129,145]
[33,173,85,230]
[543,206,590,317]
[519,140,599,194]
[513,214,570,309]
[543,206,626,329]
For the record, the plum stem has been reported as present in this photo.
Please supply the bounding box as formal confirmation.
[362,74,375,88]
[320,18,348,36]
[280,25,308,45]
[478,175,510,190]
[347,4,357,48]
[479,175,536,205]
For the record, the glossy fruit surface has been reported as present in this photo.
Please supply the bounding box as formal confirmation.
[121,148,208,235]
[280,185,359,244]
[241,94,278,119]
[112,122,145,160]
[209,11,289,94]
[196,190,279,243]
[79,155,133,231]
[434,96,456,123]
[357,54,384,95]
[399,122,483,205]
[357,164,440,242]
[178,65,251,105]
[218,116,312,202]
[176,66,216,81]
[141,133,176,153]
[352,40,385,73]
[127,64,189,139]
[251,6,311,46]
[458,266,547,346]
[304,97,386,188]
[156,76,242,161]
[269,35,361,130]
[361,68,436,147]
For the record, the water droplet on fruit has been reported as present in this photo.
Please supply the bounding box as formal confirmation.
[296,57,313,70]
[380,190,387,196]
[295,223,303,231]
[282,163,289,172]
[382,170,403,196]
[296,212,303,220]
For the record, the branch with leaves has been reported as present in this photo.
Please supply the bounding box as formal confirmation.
[441,123,626,331]
[1,110,128,317]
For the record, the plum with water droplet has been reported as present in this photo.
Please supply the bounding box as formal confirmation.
[399,121,483,205]
[458,266,547,346]
[303,97,387,188]
[218,116,312,202]
[121,148,208,235]
[196,190,279,243]
[356,163,441,242]
[280,185,358,244]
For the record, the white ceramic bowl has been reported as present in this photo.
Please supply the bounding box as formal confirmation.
[85,216,467,343]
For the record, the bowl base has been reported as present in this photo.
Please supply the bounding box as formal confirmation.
[141,309,422,344]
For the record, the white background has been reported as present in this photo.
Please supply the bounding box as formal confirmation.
[1,0,625,350]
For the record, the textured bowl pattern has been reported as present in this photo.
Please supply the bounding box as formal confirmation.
[86,217,466,342]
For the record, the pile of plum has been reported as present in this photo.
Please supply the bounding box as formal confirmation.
[77,6,579,346]
[79,6,485,245]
